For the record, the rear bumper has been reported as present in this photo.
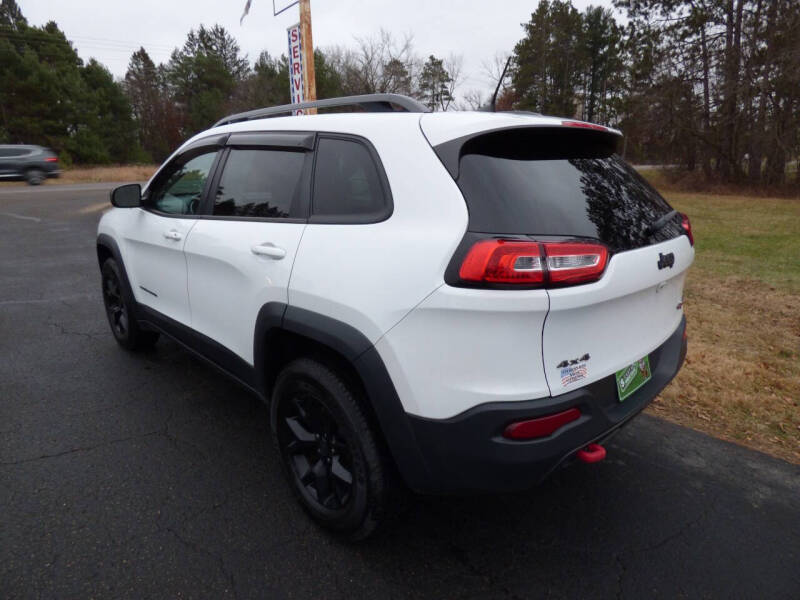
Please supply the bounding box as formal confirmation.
[403,317,687,493]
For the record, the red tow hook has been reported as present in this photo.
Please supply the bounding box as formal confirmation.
[576,443,606,464]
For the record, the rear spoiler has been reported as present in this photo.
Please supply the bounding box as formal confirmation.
[432,124,623,180]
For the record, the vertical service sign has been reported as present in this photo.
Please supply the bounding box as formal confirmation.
[287,23,304,115]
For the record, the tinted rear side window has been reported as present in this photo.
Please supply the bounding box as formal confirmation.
[213,149,306,218]
[312,137,388,222]
[453,128,682,252]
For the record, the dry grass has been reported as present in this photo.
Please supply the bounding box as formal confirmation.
[0,164,158,187]
[56,164,158,184]
[641,167,800,199]
[649,273,800,463]
[648,191,800,464]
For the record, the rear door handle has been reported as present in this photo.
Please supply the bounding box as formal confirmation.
[251,243,286,259]
[163,230,182,241]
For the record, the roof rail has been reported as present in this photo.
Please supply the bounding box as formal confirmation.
[213,93,430,127]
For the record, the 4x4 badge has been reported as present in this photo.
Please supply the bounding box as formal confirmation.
[556,353,590,369]
[657,252,675,270]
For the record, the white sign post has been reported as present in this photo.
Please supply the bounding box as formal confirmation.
[287,23,304,115]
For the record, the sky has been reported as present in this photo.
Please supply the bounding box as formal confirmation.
[19,0,619,96]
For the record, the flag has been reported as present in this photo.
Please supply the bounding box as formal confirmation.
[240,0,252,25]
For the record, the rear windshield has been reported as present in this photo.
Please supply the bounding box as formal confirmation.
[453,128,683,252]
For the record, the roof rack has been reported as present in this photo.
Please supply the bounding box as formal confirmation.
[213,93,430,127]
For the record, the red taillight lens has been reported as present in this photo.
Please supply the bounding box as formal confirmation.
[459,239,608,287]
[45,157,58,162]
[503,408,581,440]
[459,240,544,284]
[680,213,694,246]
[561,120,607,132]
[543,242,608,285]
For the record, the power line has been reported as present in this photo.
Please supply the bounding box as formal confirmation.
[0,32,174,52]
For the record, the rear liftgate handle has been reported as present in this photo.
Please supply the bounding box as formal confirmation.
[251,242,286,260]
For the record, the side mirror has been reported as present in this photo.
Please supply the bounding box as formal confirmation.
[110,183,141,208]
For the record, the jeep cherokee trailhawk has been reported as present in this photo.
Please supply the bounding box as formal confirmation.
[97,94,693,539]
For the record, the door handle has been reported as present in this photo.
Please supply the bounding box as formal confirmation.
[251,243,286,259]
[163,230,182,241]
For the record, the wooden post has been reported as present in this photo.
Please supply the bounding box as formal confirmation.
[299,0,317,114]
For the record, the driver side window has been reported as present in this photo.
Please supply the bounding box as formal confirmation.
[147,151,218,215]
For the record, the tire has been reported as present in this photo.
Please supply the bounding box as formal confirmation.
[100,258,159,351]
[25,169,45,185]
[272,358,387,540]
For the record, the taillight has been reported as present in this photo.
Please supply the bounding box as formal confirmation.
[459,240,544,284]
[544,242,608,285]
[680,213,694,246]
[45,157,58,162]
[561,120,607,132]
[459,239,608,288]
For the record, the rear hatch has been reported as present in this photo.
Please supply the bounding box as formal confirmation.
[431,122,694,397]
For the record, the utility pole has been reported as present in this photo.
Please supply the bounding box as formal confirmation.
[299,0,317,114]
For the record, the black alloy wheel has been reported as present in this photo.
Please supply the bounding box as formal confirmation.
[100,258,159,350]
[103,268,129,339]
[272,358,387,540]
[277,381,355,513]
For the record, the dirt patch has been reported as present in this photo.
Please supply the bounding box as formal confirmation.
[649,269,800,464]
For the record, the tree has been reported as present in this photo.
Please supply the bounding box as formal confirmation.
[125,48,180,162]
[382,58,413,95]
[0,0,25,29]
[326,30,420,97]
[73,59,141,163]
[314,49,344,100]
[459,89,485,110]
[418,55,454,111]
[512,0,584,117]
[0,19,82,149]
[580,6,624,124]
[0,2,143,163]
[166,24,250,135]
[615,0,800,186]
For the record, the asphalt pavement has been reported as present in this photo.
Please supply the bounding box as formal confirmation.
[1,182,799,599]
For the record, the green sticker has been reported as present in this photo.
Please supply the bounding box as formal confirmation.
[615,356,652,402]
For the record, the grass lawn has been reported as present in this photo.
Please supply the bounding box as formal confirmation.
[648,191,800,464]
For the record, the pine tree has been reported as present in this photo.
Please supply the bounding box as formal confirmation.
[418,55,453,111]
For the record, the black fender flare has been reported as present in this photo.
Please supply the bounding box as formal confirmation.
[96,234,144,321]
[97,234,127,280]
[254,303,434,493]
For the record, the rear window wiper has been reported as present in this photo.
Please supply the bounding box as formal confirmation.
[645,210,678,237]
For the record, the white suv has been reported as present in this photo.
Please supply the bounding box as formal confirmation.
[97,94,693,539]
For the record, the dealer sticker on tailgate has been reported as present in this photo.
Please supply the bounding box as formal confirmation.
[615,357,652,402]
